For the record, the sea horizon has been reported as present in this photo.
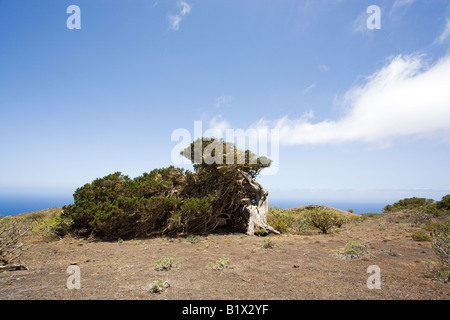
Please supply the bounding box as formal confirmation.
[0,194,387,216]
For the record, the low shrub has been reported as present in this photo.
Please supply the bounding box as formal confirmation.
[213,257,231,270]
[262,238,275,249]
[305,208,345,234]
[185,235,201,244]
[267,208,310,234]
[432,222,449,271]
[32,212,73,240]
[0,217,31,265]
[154,257,179,271]
[341,241,369,259]
[150,279,170,293]
[411,231,432,242]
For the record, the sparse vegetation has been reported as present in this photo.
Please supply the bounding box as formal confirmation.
[212,257,231,270]
[150,279,170,293]
[411,231,432,242]
[341,241,369,259]
[430,222,449,283]
[0,217,31,266]
[154,257,179,271]
[262,238,275,249]
[185,235,201,244]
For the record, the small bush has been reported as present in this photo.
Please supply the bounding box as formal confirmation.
[262,238,275,249]
[436,194,450,211]
[342,241,369,259]
[150,279,170,293]
[411,231,432,242]
[213,257,231,270]
[185,235,201,244]
[267,207,311,234]
[0,217,31,265]
[432,222,449,271]
[154,257,179,271]
[305,208,344,234]
[32,212,73,240]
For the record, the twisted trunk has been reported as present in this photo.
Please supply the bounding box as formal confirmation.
[240,171,280,236]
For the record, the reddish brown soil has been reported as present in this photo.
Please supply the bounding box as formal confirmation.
[0,219,448,300]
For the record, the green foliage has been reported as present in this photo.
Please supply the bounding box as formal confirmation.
[178,196,215,234]
[436,194,450,211]
[150,279,170,293]
[213,257,231,270]
[305,208,346,234]
[383,197,435,213]
[267,207,310,234]
[32,212,73,240]
[154,257,179,271]
[185,235,201,244]
[342,241,369,259]
[62,167,216,239]
[262,238,275,249]
[411,231,432,241]
[63,138,274,239]
[254,227,268,236]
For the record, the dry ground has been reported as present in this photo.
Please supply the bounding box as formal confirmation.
[0,217,449,300]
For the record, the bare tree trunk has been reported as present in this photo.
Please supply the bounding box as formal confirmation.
[240,171,280,236]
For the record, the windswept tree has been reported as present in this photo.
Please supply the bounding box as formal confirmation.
[62,138,279,238]
[181,138,280,235]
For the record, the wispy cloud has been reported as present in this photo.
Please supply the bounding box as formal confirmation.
[168,1,192,31]
[438,18,450,44]
[390,0,415,15]
[301,82,317,95]
[352,11,371,35]
[250,54,450,146]
[207,115,231,137]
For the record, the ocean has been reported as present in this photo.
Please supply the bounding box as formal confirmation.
[0,194,387,216]
[270,200,387,214]
[0,194,74,216]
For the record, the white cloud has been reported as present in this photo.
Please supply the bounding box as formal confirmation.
[251,54,450,146]
[438,18,450,44]
[207,115,231,137]
[168,1,191,31]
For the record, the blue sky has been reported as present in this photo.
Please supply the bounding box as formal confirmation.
[1,0,450,208]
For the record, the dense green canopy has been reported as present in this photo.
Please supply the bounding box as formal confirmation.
[62,138,273,239]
